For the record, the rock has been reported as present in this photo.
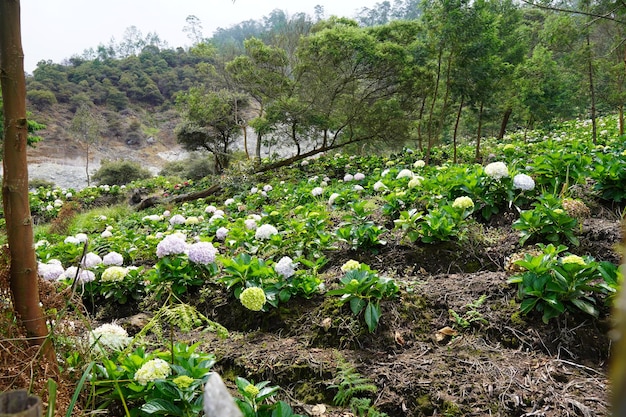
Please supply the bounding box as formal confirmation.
[203,372,243,417]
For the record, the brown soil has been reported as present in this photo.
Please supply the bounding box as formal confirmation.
[1,212,621,416]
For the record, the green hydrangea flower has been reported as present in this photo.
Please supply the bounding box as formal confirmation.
[244,384,260,397]
[173,375,194,389]
[101,266,128,282]
[239,287,266,311]
[452,196,474,210]
[134,358,171,385]
[341,260,361,272]
[561,254,586,266]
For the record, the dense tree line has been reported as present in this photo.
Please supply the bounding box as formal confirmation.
[23,0,626,169]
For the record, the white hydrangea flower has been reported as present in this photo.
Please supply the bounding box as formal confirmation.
[255,224,279,240]
[224,198,235,206]
[408,176,424,189]
[101,230,113,238]
[263,184,273,192]
[513,173,535,191]
[134,358,171,386]
[396,169,414,179]
[328,193,340,206]
[62,266,95,283]
[103,251,124,266]
[353,185,364,192]
[162,210,171,217]
[64,236,80,245]
[216,227,229,240]
[82,252,103,268]
[89,323,132,352]
[343,173,354,182]
[484,162,509,180]
[274,256,296,278]
[169,214,186,225]
[354,173,365,181]
[38,260,65,281]
[187,241,218,265]
[204,205,217,214]
[75,233,89,243]
[250,187,259,194]
[156,234,189,258]
[413,160,426,168]
[373,181,387,191]
[301,160,309,166]
[311,187,324,197]
[245,218,258,230]
[142,214,161,222]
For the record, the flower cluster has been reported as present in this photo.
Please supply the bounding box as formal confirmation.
[216,227,229,240]
[484,162,509,180]
[341,260,361,272]
[274,256,296,278]
[169,214,186,225]
[173,375,195,389]
[101,266,129,282]
[561,254,586,266]
[311,187,324,197]
[239,287,267,311]
[62,266,96,283]
[156,234,188,258]
[38,260,65,281]
[408,176,424,189]
[89,323,132,352]
[103,251,124,266]
[396,169,414,179]
[513,173,535,191]
[255,224,278,240]
[452,196,474,210]
[413,160,425,168]
[83,252,103,268]
[134,358,172,385]
[187,241,218,265]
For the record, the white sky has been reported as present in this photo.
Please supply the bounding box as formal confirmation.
[20,0,379,73]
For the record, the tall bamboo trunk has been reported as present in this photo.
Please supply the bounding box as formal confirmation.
[0,0,55,363]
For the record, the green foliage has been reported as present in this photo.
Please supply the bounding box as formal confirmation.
[327,263,399,332]
[92,159,153,186]
[147,253,218,300]
[91,343,215,417]
[591,152,626,202]
[448,295,488,330]
[336,201,386,251]
[507,244,619,323]
[27,88,57,109]
[329,354,377,407]
[512,194,579,246]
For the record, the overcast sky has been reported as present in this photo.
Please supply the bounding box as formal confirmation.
[20,0,379,73]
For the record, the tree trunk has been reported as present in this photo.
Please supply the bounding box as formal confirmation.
[475,101,484,162]
[453,97,464,164]
[0,0,55,363]
[587,32,597,144]
[425,46,444,164]
[498,107,512,140]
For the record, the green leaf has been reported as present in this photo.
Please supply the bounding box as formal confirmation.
[272,401,294,417]
[364,302,381,333]
[570,298,598,317]
[140,398,183,415]
[349,297,366,315]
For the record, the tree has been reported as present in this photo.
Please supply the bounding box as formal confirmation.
[176,88,243,172]
[0,0,55,362]
[70,104,102,186]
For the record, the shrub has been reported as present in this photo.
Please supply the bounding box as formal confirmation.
[27,89,57,109]
[92,159,153,186]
